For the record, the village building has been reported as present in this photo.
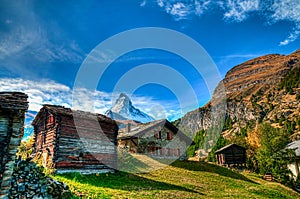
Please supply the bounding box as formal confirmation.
[286,140,300,180]
[117,119,192,160]
[215,144,246,166]
[32,105,118,174]
[0,92,28,197]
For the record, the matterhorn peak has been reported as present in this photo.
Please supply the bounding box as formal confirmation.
[106,93,154,123]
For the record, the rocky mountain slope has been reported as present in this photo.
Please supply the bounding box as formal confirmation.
[177,49,300,138]
[106,93,154,123]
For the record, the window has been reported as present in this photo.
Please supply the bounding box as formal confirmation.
[174,148,180,156]
[148,146,153,154]
[166,132,173,140]
[47,114,54,124]
[160,148,165,156]
[168,148,173,156]
[154,131,162,139]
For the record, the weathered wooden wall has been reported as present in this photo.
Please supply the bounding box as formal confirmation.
[0,92,28,198]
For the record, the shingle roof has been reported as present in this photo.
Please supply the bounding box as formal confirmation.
[32,104,115,125]
[215,143,246,154]
[117,119,166,139]
[0,92,28,110]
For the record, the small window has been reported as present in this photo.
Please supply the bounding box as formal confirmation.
[166,132,173,140]
[167,148,173,156]
[154,131,162,139]
[47,114,54,124]
[175,148,180,156]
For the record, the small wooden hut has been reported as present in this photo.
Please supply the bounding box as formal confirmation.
[32,104,118,174]
[215,144,246,166]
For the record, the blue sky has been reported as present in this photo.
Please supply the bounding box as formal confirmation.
[0,0,299,131]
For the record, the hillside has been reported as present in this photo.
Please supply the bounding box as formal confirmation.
[54,160,299,198]
[177,49,300,139]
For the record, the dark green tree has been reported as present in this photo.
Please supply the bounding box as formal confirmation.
[187,130,205,157]
[207,136,228,162]
[255,123,294,184]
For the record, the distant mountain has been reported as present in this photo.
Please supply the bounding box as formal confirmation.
[105,93,154,123]
[176,49,300,138]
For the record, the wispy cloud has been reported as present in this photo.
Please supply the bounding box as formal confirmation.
[156,0,212,21]
[270,0,300,45]
[0,0,84,75]
[223,0,259,22]
[152,0,300,45]
[217,53,263,59]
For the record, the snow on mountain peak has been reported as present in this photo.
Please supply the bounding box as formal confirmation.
[106,93,154,123]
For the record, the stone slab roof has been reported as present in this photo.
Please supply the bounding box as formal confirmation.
[0,92,28,110]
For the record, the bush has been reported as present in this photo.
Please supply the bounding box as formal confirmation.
[17,136,34,160]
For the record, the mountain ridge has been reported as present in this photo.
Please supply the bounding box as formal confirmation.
[177,49,300,138]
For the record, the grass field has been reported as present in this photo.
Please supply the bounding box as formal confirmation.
[54,159,299,199]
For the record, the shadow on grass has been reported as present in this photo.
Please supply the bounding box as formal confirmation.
[171,160,257,184]
[117,151,151,173]
[57,171,204,195]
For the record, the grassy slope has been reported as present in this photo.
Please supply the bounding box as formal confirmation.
[54,160,299,199]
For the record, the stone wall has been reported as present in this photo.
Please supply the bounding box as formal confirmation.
[9,160,71,199]
[0,92,28,198]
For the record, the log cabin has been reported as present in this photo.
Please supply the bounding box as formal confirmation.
[215,144,246,166]
[32,105,118,174]
[0,92,28,197]
[117,119,192,160]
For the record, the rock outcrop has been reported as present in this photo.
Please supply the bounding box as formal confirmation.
[178,49,300,137]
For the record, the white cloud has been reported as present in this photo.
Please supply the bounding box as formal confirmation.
[156,0,212,21]
[0,78,182,122]
[0,78,71,112]
[140,0,147,7]
[223,0,259,22]
[152,0,300,45]
[271,0,300,45]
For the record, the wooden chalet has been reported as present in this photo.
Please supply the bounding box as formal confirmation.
[117,119,192,160]
[32,105,118,174]
[215,144,246,166]
[0,92,28,197]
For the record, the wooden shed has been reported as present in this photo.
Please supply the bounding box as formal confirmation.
[32,104,118,174]
[0,92,28,197]
[215,144,246,166]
